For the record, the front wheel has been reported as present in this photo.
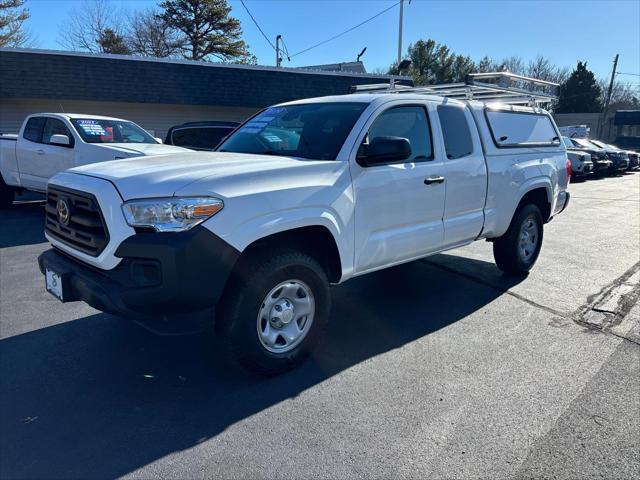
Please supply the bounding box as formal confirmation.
[0,175,14,209]
[493,204,544,275]
[217,250,331,375]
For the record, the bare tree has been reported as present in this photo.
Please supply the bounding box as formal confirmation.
[499,56,526,75]
[126,8,182,58]
[0,0,30,47]
[598,78,640,111]
[58,0,126,53]
[526,55,569,84]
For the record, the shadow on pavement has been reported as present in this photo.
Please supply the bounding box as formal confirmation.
[0,255,524,479]
[0,196,47,248]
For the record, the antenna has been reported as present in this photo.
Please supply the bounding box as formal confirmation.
[357,47,367,62]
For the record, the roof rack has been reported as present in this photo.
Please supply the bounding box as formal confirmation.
[350,72,559,106]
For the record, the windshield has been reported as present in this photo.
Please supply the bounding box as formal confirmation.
[573,138,601,150]
[589,140,606,149]
[71,118,157,144]
[218,102,368,160]
[562,136,574,148]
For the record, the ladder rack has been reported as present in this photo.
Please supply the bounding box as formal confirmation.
[350,72,559,106]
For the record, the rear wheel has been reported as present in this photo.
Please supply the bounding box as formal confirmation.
[217,249,331,375]
[0,175,15,209]
[493,204,544,275]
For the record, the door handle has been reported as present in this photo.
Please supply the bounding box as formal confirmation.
[36,149,45,155]
[424,176,445,185]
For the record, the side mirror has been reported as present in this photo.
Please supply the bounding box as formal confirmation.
[154,137,163,144]
[49,134,70,147]
[358,136,412,166]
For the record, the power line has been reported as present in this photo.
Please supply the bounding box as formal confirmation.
[290,1,400,58]
[617,72,640,77]
[280,35,291,62]
[240,0,276,51]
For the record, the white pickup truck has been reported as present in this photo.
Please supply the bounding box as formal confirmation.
[0,113,188,207]
[38,87,571,374]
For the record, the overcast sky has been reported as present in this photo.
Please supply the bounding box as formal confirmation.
[20,0,640,84]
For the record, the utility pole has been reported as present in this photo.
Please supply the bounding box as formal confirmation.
[604,54,619,112]
[397,0,404,64]
[276,34,282,68]
[601,54,619,138]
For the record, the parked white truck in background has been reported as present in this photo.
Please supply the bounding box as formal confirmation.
[37,75,571,375]
[0,113,189,207]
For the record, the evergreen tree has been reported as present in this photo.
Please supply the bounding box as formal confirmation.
[98,28,130,54]
[0,0,29,47]
[556,61,603,113]
[159,0,251,62]
[391,39,478,85]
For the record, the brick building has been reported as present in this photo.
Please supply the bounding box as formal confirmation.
[0,48,407,138]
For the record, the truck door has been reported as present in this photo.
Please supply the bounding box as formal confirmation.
[16,116,47,190]
[436,103,487,247]
[351,103,446,274]
[19,117,76,191]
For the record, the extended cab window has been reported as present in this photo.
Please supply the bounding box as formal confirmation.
[486,110,560,147]
[23,117,46,143]
[218,102,367,160]
[437,104,473,159]
[42,118,74,147]
[363,105,432,162]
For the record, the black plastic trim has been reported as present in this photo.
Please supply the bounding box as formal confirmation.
[38,226,241,332]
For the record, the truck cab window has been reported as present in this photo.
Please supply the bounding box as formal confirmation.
[437,104,473,159]
[364,106,432,162]
[43,118,74,147]
[23,117,46,143]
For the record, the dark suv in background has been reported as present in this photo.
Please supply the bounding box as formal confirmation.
[164,121,240,151]
[568,138,612,175]
[590,140,631,173]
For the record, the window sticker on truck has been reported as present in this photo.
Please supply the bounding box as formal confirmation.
[76,120,108,136]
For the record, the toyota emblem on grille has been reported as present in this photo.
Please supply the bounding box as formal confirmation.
[56,199,70,225]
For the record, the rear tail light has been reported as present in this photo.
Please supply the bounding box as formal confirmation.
[566,159,572,183]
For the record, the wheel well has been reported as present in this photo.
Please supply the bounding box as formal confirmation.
[517,188,551,222]
[242,226,343,283]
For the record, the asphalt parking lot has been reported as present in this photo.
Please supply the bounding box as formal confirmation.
[1,172,638,479]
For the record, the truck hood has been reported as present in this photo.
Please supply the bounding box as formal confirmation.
[68,151,340,199]
[92,143,190,157]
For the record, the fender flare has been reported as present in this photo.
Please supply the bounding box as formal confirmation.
[220,207,353,278]
[490,177,554,237]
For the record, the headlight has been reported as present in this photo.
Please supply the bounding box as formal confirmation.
[122,197,224,232]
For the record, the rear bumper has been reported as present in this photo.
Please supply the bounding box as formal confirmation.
[38,226,240,334]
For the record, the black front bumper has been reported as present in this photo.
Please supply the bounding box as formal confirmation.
[38,226,240,334]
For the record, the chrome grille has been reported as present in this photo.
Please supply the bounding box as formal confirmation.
[45,186,109,256]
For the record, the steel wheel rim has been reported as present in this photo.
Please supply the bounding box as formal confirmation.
[257,279,315,354]
[518,214,539,262]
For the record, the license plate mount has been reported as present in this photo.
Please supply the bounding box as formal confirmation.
[45,268,65,302]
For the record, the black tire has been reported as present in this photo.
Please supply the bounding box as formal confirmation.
[0,174,15,209]
[493,204,544,275]
[217,249,331,375]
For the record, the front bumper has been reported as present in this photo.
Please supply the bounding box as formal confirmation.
[607,158,629,173]
[38,226,240,334]
[592,160,612,174]
[572,161,594,176]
